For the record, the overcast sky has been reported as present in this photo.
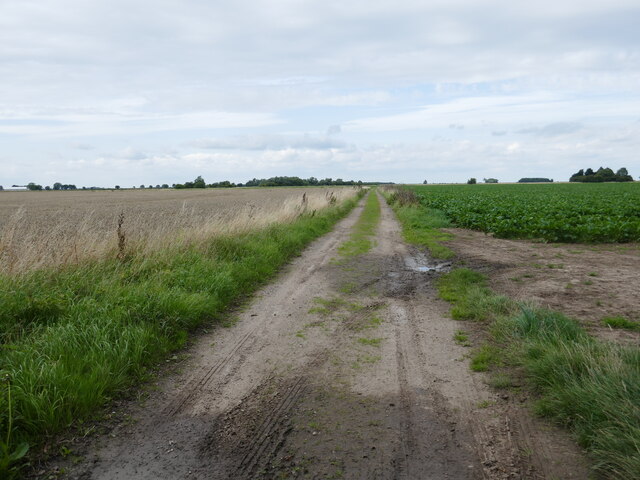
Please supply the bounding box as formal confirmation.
[1,0,639,187]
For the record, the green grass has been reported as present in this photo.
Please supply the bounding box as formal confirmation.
[0,195,362,478]
[601,316,640,331]
[384,192,454,259]
[453,330,470,346]
[470,344,501,372]
[357,337,382,347]
[435,268,640,479]
[437,268,516,321]
[488,373,515,389]
[336,191,380,259]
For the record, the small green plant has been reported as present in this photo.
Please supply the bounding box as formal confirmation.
[602,316,640,331]
[357,337,382,347]
[339,282,357,294]
[453,330,470,346]
[470,345,500,372]
[489,373,514,389]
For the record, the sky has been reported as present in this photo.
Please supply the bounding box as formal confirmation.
[1,0,640,187]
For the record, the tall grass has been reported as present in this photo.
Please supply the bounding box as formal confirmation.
[436,269,640,479]
[0,192,362,478]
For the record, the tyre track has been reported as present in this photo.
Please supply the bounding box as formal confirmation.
[233,376,308,477]
[163,326,260,416]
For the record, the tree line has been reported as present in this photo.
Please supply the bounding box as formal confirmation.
[569,167,633,183]
[173,176,374,189]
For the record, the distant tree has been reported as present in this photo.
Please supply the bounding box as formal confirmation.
[0,185,3,191]
[423,180,428,184]
[484,178,498,184]
[115,185,120,189]
[53,182,63,190]
[26,182,43,191]
[155,185,160,189]
[140,184,145,189]
[585,168,595,176]
[45,185,51,190]
[467,178,477,184]
[616,167,629,177]
[193,175,206,188]
[162,184,169,189]
[208,180,235,188]
[147,185,153,189]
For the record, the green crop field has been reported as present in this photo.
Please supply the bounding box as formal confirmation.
[407,183,640,243]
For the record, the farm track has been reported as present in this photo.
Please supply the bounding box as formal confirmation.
[55,193,588,479]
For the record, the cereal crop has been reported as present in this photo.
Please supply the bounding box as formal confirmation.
[0,187,358,274]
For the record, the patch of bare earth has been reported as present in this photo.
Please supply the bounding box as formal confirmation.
[39,195,588,479]
[444,228,640,345]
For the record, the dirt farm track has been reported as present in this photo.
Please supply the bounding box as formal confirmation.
[35,192,593,480]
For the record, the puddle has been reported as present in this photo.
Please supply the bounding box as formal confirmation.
[404,253,451,273]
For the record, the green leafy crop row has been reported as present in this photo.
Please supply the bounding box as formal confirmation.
[408,183,640,243]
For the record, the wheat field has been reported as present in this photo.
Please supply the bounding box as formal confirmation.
[0,187,359,274]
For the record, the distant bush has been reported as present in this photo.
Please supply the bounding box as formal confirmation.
[467,178,477,184]
[483,178,498,184]
[518,178,553,183]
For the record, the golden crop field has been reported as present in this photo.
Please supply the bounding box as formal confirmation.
[0,187,359,274]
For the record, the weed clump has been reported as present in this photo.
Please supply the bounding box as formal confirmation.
[601,316,640,331]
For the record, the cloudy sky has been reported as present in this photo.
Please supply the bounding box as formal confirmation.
[1,0,639,187]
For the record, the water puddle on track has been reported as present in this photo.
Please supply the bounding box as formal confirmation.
[403,252,452,274]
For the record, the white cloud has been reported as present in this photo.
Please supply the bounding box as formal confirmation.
[0,0,639,185]
[188,134,349,151]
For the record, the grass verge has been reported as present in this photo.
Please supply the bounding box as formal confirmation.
[436,268,640,479]
[336,190,380,259]
[383,188,454,259]
[0,194,362,478]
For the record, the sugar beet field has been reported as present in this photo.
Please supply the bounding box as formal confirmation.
[408,182,640,243]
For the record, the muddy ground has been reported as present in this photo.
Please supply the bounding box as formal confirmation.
[445,229,640,345]
[39,194,589,479]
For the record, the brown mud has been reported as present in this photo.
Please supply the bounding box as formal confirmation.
[42,193,589,479]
